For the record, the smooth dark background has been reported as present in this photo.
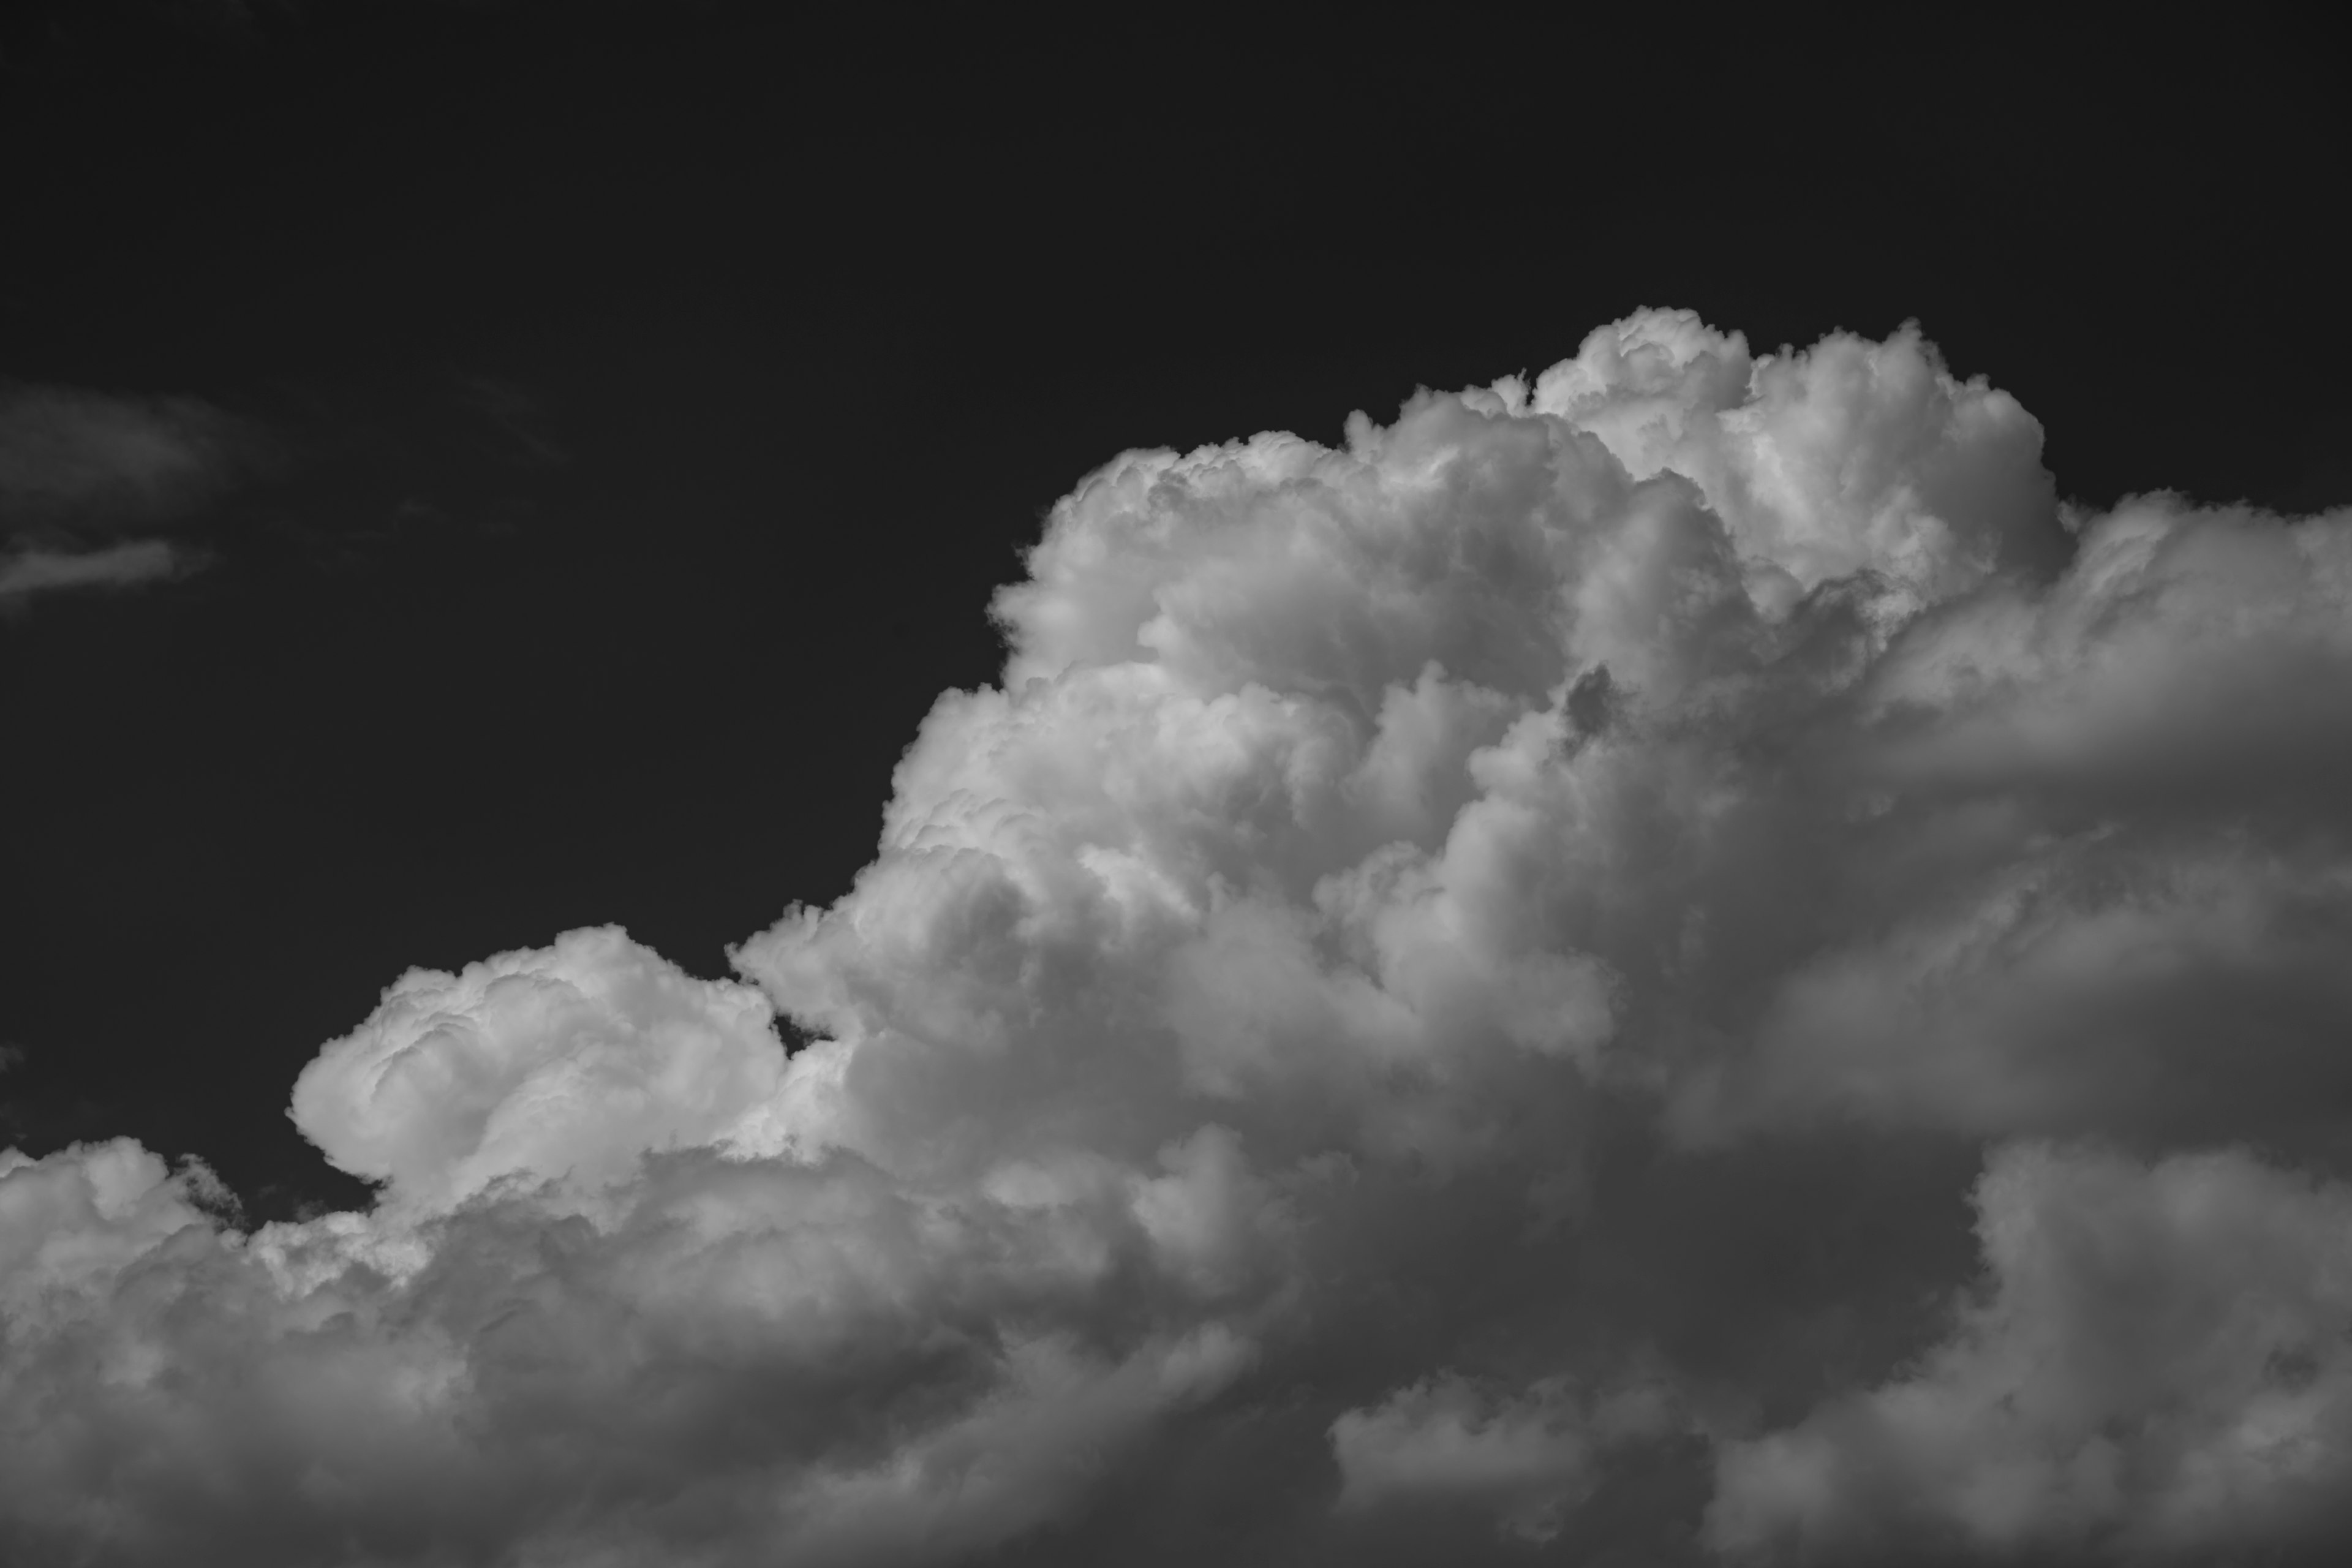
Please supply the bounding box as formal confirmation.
[2,2,2345,1216]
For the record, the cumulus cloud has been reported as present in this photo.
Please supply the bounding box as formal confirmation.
[7,309,2352,1564]
[1670,500,2352,1152]
[2,927,1284,1566]
[288,928,791,1215]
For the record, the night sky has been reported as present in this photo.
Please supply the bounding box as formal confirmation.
[4,6,2352,1565]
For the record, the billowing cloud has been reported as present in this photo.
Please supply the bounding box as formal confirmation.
[1669,500,2352,1153]
[6,309,2352,1564]
[288,927,791,1215]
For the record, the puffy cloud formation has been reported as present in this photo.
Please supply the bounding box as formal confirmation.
[7,309,2352,1564]
[289,928,790,1215]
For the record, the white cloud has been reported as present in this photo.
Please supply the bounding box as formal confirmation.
[0,1139,230,1308]
[288,927,793,1214]
[0,380,252,607]
[1526,310,2060,604]
[9,310,2352,1562]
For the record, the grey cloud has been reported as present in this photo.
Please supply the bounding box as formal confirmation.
[7,311,2352,1564]
[1331,1369,1683,1543]
[1709,1142,2352,1563]
[0,380,255,532]
[0,379,258,606]
[0,537,200,605]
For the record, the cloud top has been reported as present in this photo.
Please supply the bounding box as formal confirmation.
[288,927,790,1213]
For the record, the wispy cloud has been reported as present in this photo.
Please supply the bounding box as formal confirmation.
[0,380,257,605]
[0,380,254,531]
[0,538,198,605]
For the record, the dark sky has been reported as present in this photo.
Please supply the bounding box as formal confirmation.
[1,4,2345,1211]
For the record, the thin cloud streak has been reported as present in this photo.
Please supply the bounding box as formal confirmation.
[0,538,198,603]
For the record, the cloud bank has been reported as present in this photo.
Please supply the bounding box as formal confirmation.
[6,309,2352,1564]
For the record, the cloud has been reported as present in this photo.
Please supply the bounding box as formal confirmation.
[0,537,200,605]
[287,927,791,1215]
[1668,500,2352,1152]
[1332,1370,1681,1543]
[0,381,252,531]
[1708,1142,2352,1563]
[2,930,1283,1566]
[7,309,2352,1563]
[0,380,255,605]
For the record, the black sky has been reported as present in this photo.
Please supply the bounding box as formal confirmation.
[2,2,2346,1219]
